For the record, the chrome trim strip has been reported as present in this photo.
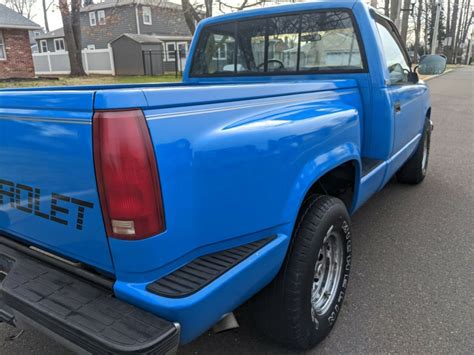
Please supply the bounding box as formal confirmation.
[0,116,91,125]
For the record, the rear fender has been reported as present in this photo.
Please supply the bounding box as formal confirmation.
[283,142,361,226]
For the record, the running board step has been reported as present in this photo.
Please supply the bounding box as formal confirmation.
[147,236,275,298]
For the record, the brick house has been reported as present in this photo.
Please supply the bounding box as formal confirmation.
[0,4,41,79]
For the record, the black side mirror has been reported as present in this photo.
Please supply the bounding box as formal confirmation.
[417,54,447,75]
[408,71,419,83]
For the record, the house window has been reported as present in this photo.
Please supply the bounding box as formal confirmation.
[89,12,97,26]
[54,38,65,51]
[165,42,176,61]
[34,31,41,37]
[0,31,5,60]
[97,10,106,25]
[212,43,227,60]
[143,6,152,25]
[40,39,48,53]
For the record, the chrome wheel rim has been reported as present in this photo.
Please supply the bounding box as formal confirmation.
[421,136,429,175]
[311,226,344,317]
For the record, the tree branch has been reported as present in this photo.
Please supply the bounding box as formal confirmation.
[217,0,266,11]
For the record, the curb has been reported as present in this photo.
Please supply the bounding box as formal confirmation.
[422,68,454,81]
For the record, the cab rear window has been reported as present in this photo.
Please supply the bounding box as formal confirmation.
[190,10,366,77]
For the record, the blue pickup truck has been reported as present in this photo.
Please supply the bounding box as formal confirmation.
[0,1,446,353]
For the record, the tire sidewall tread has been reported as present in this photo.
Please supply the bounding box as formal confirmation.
[252,195,352,350]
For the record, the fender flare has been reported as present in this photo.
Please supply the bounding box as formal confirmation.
[282,142,361,227]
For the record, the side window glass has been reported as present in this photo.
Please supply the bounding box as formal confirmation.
[376,22,410,84]
[299,12,363,71]
[236,19,266,73]
[191,22,236,75]
[266,15,300,72]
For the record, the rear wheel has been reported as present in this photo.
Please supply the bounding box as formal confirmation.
[252,195,352,349]
[397,119,432,184]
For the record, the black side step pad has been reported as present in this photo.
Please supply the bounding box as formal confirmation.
[0,244,179,354]
[147,236,275,298]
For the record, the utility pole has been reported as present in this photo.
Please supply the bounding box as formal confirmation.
[390,0,403,29]
[431,0,442,54]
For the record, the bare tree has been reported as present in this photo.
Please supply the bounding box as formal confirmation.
[400,0,412,43]
[181,0,205,34]
[413,0,423,63]
[448,0,460,62]
[59,0,85,76]
[423,0,430,53]
[218,0,266,13]
[455,0,473,62]
[453,0,465,60]
[384,0,390,16]
[459,2,472,46]
[390,0,401,26]
[41,0,55,32]
[3,0,36,19]
[446,0,452,36]
[181,0,268,34]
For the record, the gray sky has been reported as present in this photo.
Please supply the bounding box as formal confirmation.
[29,0,308,32]
[32,0,61,31]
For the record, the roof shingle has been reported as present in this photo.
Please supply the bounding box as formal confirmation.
[0,4,41,30]
[35,27,64,40]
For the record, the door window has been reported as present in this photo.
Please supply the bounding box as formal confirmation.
[40,40,48,53]
[375,21,410,84]
[165,42,176,61]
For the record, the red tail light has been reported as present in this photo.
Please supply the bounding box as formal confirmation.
[93,109,165,239]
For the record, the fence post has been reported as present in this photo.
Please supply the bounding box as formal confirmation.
[46,52,52,73]
[82,49,89,75]
[150,51,154,76]
[108,44,116,76]
[174,50,178,78]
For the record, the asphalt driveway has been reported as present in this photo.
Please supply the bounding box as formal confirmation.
[1,67,473,354]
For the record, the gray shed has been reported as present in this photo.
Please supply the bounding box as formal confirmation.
[111,33,165,76]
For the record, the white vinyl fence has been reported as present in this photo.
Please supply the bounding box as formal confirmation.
[33,47,115,76]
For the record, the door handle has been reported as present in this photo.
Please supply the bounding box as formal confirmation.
[394,102,401,113]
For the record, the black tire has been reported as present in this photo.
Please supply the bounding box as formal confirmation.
[397,119,431,184]
[252,195,352,349]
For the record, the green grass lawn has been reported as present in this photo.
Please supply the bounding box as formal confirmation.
[0,74,181,89]
[2,65,465,89]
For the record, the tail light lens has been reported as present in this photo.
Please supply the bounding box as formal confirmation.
[93,109,165,239]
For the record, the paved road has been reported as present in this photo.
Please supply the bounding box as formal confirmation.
[1,67,473,354]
